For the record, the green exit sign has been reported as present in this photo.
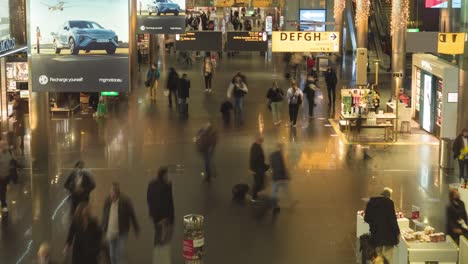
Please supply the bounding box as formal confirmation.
[101,91,119,96]
[407,28,420,32]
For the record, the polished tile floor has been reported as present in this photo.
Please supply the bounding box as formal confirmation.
[0,52,458,264]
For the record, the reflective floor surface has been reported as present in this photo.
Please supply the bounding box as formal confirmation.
[0,51,458,264]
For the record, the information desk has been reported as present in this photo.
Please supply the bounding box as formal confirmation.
[340,113,397,141]
[398,236,458,264]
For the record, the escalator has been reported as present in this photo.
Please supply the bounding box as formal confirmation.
[368,0,392,70]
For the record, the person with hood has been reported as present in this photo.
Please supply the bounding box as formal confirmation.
[364,187,400,263]
[270,143,289,212]
[146,63,160,101]
[102,182,140,264]
[453,128,468,184]
[64,161,95,215]
[177,73,191,119]
[446,188,468,243]
[166,68,179,108]
[324,66,338,107]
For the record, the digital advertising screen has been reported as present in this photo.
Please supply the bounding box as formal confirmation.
[0,0,10,40]
[422,74,433,132]
[175,31,222,51]
[29,0,129,92]
[426,0,461,8]
[299,9,326,32]
[226,31,268,52]
[137,0,186,34]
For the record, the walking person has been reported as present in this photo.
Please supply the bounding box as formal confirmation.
[202,56,215,93]
[64,161,95,216]
[324,66,338,107]
[289,52,303,83]
[9,96,26,154]
[177,73,190,119]
[364,187,400,264]
[147,167,175,264]
[227,76,248,126]
[453,128,468,184]
[220,100,233,127]
[249,135,269,201]
[146,63,160,101]
[266,81,284,126]
[303,75,318,118]
[102,182,140,264]
[64,203,102,264]
[270,143,289,212]
[166,67,179,109]
[287,81,303,127]
[0,141,13,214]
[446,188,468,243]
[196,123,218,182]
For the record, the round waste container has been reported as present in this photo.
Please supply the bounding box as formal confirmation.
[183,214,204,263]
[440,138,454,169]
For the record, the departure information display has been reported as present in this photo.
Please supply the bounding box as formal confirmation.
[175,31,223,51]
[226,31,268,52]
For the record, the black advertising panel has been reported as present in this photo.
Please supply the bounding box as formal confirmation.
[137,0,186,34]
[29,0,129,92]
[226,31,268,52]
[175,31,222,51]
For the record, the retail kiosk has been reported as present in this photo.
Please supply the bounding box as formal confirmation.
[411,54,458,139]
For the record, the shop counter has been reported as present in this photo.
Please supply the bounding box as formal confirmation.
[356,214,410,238]
[398,236,459,264]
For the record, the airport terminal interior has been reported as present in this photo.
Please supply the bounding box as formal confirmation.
[1,0,468,264]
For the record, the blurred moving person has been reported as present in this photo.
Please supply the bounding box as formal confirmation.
[9,96,26,154]
[36,242,56,264]
[196,123,218,182]
[102,182,140,264]
[146,63,160,101]
[303,75,317,118]
[64,203,102,264]
[0,141,13,214]
[177,73,191,119]
[266,81,284,126]
[446,188,468,243]
[249,135,269,201]
[364,188,400,264]
[270,143,289,212]
[166,67,179,109]
[147,167,175,264]
[453,128,468,184]
[64,161,95,215]
[220,99,233,127]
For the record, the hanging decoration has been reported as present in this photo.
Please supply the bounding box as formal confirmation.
[355,0,371,28]
[391,0,410,35]
[334,0,346,21]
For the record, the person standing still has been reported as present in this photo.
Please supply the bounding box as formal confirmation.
[270,143,289,212]
[266,81,284,126]
[287,81,303,127]
[146,63,160,101]
[227,76,248,126]
[249,135,269,201]
[102,183,140,264]
[446,188,468,243]
[202,56,214,93]
[364,188,400,264]
[453,128,468,184]
[64,203,102,264]
[64,161,95,216]
[324,66,338,107]
[166,67,179,109]
[147,167,175,264]
[177,73,190,119]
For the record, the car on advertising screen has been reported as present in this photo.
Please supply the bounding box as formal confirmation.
[52,20,119,55]
[148,0,180,16]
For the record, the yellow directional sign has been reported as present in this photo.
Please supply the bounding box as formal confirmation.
[438,32,465,55]
[214,0,249,7]
[271,31,340,53]
[253,0,273,7]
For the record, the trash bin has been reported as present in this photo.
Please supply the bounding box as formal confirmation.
[440,138,454,169]
[183,214,204,263]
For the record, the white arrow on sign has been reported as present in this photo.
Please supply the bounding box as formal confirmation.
[330,33,337,41]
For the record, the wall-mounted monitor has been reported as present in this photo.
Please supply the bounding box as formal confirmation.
[425,0,461,8]
[299,9,326,32]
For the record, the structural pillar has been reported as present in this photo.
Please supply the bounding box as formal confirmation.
[334,0,345,56]
[355,0,369,49]
[130,0,137,92]
[283,0,299,31]
[391,0,408,92]
[457,0,468,131]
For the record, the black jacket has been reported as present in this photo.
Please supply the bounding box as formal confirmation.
[270,150,288,181]
[364,196,400,247]
[66,218,102,264]
[267,88,284,102]
[324,70,337,88]
[178,78,190,99]
[446,199,468,241]
[147,179,175,224]
[303,80,316,100]
[167,71,179,91]
[249,143,269,173]
[102,195,140,237]
[453,135,467,159]
[64,169,95,197]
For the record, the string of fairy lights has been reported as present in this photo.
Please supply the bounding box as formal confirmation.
[355,0,370,28]
[352,0,409,35]
[390,0,410,35]
[334,0,346,21]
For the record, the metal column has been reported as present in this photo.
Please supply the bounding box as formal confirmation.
[390,0,408,93]
[334,0,345,56]
[355,0,369,49]
[130,0,137,92]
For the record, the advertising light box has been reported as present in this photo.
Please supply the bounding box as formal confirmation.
[226,31,268,52]
[137,0,186,34]
[0,0,17,57]
[299,9,326,32]
[29,0,129,92]
[271,31,339,53]
[426,0,461,8]
[175,31,222,51]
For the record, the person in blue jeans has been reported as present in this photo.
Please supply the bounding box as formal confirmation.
[270,143,289,212]
[227,76,248,126]
[102,183,140,264]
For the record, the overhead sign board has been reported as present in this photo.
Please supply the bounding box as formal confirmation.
[253,0,273,7]
[271,31,339,53]
[175,31,223,51]
[226,31,268,52]
[214,0,249,6]
[438,32,465,54]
